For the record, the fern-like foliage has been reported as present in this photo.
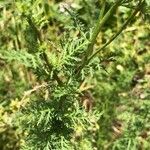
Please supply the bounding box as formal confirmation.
[10,4,101,150]
[0,50,42,69]
[1,0,149,149]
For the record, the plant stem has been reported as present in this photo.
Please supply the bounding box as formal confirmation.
[99,0,106,21]
[85,0,121,58]
[77,0,143,74]
[76,0,121,76]
[88,0,143,63]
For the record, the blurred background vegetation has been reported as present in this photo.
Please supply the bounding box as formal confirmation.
[0,0,150,149]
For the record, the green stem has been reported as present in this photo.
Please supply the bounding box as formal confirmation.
[99,0,106,21]
[88,0,143,63]
[76,0,121,76]
[77,0,143,74]
[85,0,121,58]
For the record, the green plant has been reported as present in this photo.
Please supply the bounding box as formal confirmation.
[0,0,149,149]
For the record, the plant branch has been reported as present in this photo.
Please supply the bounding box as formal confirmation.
[85,0,121,58]
[88,0,143,63]
[99,0,106,20]
[76,0,121,76]
[25,16,63,85]
[77,0,143,74]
